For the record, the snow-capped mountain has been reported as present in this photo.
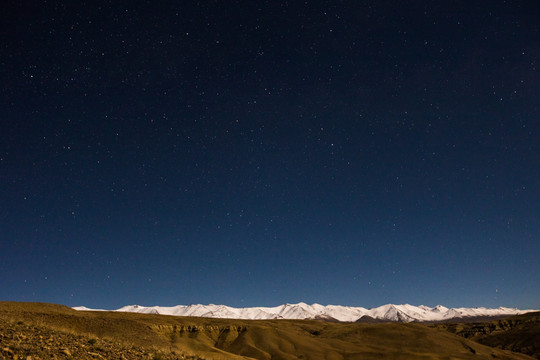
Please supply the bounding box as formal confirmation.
[73,302,536,323]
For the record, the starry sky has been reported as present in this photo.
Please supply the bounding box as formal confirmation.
[1,1,539,310]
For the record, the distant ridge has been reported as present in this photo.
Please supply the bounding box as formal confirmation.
[73,302,537,323]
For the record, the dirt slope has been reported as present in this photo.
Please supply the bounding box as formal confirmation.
[0,302,534,360]
[435,311,540,359]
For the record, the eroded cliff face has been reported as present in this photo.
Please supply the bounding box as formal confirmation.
[153,323,247,344]
[151,323,251,359]
[442,319,521,338]
[435,312,540,359]
[153,324,247,333]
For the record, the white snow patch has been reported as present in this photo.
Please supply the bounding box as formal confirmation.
[73,303,537,322]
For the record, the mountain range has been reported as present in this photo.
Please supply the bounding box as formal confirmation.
[73,302,536,322]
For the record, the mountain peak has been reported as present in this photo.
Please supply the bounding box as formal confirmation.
[74,303,536,323]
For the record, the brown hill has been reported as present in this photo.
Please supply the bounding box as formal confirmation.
[0,301,535,360]
[434,311,540,359]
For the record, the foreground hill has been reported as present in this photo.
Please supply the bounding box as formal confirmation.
[0,301,535,360]
[434,311,540,359]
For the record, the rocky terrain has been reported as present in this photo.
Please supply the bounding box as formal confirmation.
[434,311,540,359]
[0,301,537,360]
[0,302,203,360]
[0,319,203,360]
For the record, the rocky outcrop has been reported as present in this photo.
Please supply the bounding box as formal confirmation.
[436,312,540,359]
[0,320,203,360]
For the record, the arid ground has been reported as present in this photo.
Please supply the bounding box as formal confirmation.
[0,302,538,360]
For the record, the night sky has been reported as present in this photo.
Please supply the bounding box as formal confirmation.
[1,1,539,310]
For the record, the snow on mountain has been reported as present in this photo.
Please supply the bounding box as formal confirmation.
[72,306,105,311]
[324,304,369,322]
[74,303,536,323]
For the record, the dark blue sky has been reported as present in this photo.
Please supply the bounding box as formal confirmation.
[1,1,539,310]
